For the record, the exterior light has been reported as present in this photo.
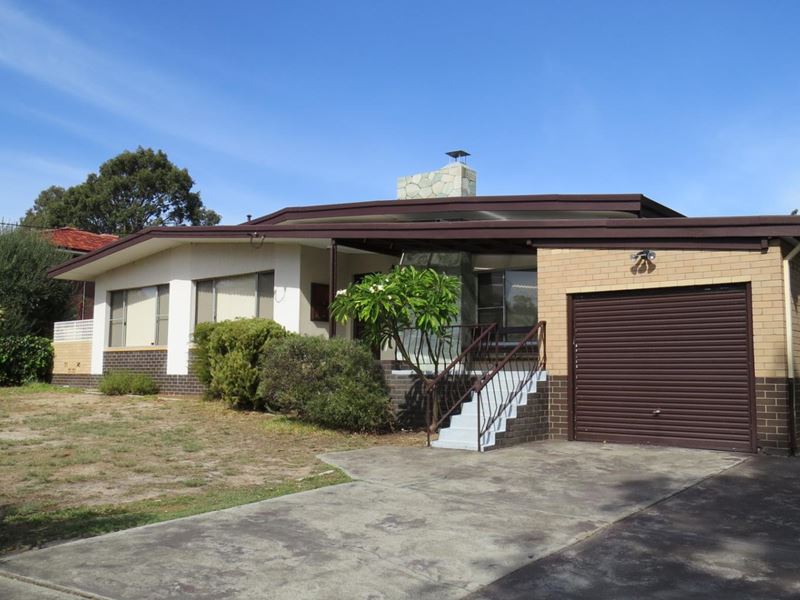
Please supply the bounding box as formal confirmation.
[631,249,656,262]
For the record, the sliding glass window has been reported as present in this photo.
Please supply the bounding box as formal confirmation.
[195,271,274,325]
[476,270,538,333]
[107,284,170,347]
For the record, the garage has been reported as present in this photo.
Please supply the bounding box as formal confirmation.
[570,284,756,452]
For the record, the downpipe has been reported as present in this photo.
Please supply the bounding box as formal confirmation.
[782,239,800,455]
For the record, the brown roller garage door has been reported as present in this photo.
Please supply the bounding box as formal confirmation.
[570,284,755,452]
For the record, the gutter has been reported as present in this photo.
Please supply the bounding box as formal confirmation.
[782,237,800,454]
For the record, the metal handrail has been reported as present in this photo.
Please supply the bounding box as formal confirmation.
[424,323,497,446]
[475,322,546,394]
[423,321,547,449]
[475,321,546,451]
[427,323,497,390]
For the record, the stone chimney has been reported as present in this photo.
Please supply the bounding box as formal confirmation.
[397,151,477,199]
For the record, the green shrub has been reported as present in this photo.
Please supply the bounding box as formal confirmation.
[0,335,54,386]
[258,336,394,432]
[191,318,288,409]
[98,372,159,396]
[191,321,217,386]
[305,379,395,433]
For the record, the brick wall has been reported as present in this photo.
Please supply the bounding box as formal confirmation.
[493,379,550,449]
[52,349,205,395]
[538,246,791,453]
[104,349,205,395]
[52,341,92,375]
[381,361,426,428]
[538,246,786,378]
[51,373,100,388]
[756,377,791,454]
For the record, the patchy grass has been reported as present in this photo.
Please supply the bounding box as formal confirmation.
[3,382,86,396]
[0,389,425,555]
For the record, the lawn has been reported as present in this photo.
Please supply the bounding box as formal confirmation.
[0,384,426,555]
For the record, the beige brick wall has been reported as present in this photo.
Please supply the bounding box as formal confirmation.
[538,246,786,378]
[53,341,92,375]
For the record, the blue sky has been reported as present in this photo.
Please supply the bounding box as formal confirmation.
[1,0,799,224]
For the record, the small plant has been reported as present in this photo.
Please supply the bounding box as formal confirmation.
[0,336,54,386]
[191,318,289,409]
[98,372,159,396]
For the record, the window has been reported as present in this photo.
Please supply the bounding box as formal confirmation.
[194,271,274,325]
[476,270,537,333]
[156,285,169,345]
[310,282,330,322]
[107,285,170,347]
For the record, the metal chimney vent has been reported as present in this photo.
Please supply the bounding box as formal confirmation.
[446,149,470,164]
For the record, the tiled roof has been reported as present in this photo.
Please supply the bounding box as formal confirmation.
[46,227,119,253]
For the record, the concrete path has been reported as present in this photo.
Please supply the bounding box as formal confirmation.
[465,455,800,600]
[0,442,743,599]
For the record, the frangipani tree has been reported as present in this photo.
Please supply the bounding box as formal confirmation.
[330,266,460,383]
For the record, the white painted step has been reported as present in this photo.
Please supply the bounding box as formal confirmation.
[432,371,546,451]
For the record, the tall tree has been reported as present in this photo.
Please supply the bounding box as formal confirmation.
[22,147,221,235]
[0,227,75,337]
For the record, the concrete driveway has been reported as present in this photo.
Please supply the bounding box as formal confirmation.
[0,441,757,599]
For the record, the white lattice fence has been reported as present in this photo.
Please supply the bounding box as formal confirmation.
[53,319,93,342]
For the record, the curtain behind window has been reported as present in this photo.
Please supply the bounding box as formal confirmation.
[215,274,257,321]
[125,286,158,346]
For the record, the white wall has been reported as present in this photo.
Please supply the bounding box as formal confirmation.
[89,241,400,376]
[333,250,397,361]
[273,244,302,333]
[300,246,332,337]
[91,242,299,375]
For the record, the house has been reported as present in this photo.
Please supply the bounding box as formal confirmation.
[48,156,800,455]
[46,227,118,320]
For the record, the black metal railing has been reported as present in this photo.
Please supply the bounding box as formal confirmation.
[474,321,546,450]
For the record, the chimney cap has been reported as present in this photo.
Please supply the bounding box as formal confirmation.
[445,150,470,163]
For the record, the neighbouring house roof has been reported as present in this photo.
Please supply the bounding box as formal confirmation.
[46,227,119,254]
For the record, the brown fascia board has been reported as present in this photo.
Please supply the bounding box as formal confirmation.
[47,216,800,279]
[246,194,683,225]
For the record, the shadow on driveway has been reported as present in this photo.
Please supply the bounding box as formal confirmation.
[0,442,750,599]
[466,456,800,600]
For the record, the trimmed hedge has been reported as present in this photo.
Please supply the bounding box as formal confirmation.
[258,336,394,432]
[0,336,53,386]
[192,318,288,409]
[98,372,159,396]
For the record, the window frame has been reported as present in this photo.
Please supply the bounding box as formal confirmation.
[309,282,330,322]
[107,284,170,348]
[475,268,538,329]
[194,270,275,326]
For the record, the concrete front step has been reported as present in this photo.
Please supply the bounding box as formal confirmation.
[430,438,478,450]
[432,371,546,451]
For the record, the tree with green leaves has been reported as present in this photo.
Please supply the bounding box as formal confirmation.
[22,147,221,235]
[0,227,75,337]
[330,266,461,383]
